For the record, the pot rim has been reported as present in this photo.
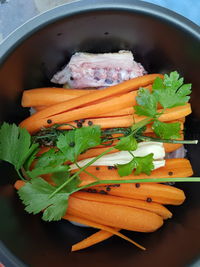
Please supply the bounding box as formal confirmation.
[0,0,199,64]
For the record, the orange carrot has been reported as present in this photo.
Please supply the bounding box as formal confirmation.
[73,191,172,219]
[20,91,136,133]
[72,229,120,251]
[22,88,96,107]
[67,195,163,232]
[92,183,185,205]
[133,103,191,123]
[64,214,145,250]
[60,115,134,130]
[20,74,162,133]
[75,158,193,186]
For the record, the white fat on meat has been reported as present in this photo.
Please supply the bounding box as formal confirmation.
[51,50,146,88]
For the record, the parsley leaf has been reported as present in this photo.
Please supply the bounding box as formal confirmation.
[0,123,39,171]
[117,153,154,176]
[18,176,80,221]
[27,148,69,178]
[115,135,138,151]
[56,126,101,162]
[152,120,181,139]
[152,71,191,109]
[134,88,159,118]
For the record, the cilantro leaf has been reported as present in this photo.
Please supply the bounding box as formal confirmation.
[133,154,154,175]
[18,178,69,221]
[117,153,154,176]
[152,120,181,139]
[56,126,101,162]
[18,176,80,221]
[52,171,80,189]
[117,158,136,176]
[134,88,158,118]
[74,125,101,156]
[152,71,191,109]
[56,130,76,162]
[115,135,138,151]
[27,148,69,178]
[0,123,39,170]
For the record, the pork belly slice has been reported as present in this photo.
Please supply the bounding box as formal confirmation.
[51,50,146,88]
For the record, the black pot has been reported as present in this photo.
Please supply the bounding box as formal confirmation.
[0,1,200,266]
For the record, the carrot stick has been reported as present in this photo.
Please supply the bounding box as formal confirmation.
[60,115,134,130]
[73,191,172,219]
[64,214,146,250]
[13,181,145,250]
[75,158,193,186]
[20,74,162,133]
[71,229,120,251]
[92,183,185,205]
[22,88,96,107]
[20,91,136,133]
[67,196,163,232]
[78,146,119,161]
[133,103,191,123]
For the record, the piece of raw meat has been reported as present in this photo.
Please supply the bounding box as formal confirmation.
[51,50,146,88]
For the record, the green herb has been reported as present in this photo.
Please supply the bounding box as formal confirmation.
[56,125,101,162]
[117,153,154,177]
[153,71,191,109]
[115,135,138,151]
[18,177,79,221]
[0,123,39,178]
[134,88,159,118]
[152,121,181,139]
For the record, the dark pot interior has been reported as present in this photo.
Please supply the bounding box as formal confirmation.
[0,1,200,266]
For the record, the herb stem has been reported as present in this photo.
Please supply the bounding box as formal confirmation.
[74,162,100,181]
[49,146,114,198]
[16,169,26,181]
[137,135,198,144]
[75,177,200,192]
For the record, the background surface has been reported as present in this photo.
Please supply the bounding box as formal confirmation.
[0,0,200,43]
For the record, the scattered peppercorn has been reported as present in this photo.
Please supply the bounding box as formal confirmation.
[70,76,74,80]
[77,121,82,128]
[96,167,100,171]
[108,166,113,170]
[168,171,173,176]
[106,186,111,192]
[146,197,152,203]
[99,190,107,195]
[47,119,52,124]
[88,121,93,126]
[69,141,75,147]
[135,183,140,188]
[74,120,79,123]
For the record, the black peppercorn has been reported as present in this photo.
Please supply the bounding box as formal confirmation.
[77,121,82,128]
[88,121,93,126]
[168,171,173,176]
[69,142,75,147]
[135,183,140,188]
[146,197,152,203]
[47,119,52,124]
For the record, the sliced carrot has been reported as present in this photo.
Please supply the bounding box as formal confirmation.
[20,74,162,133]
[78,146,118,161]
[60,115,134,130]
[64,214,145,250]
[93,183,185,205]
[72,229,120,251]
[73,191,172,219]
[22,88,96,107]
[133,103,191,123]
[20,91,136,134]
[67,196,163,232]
[75,158,193,186]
